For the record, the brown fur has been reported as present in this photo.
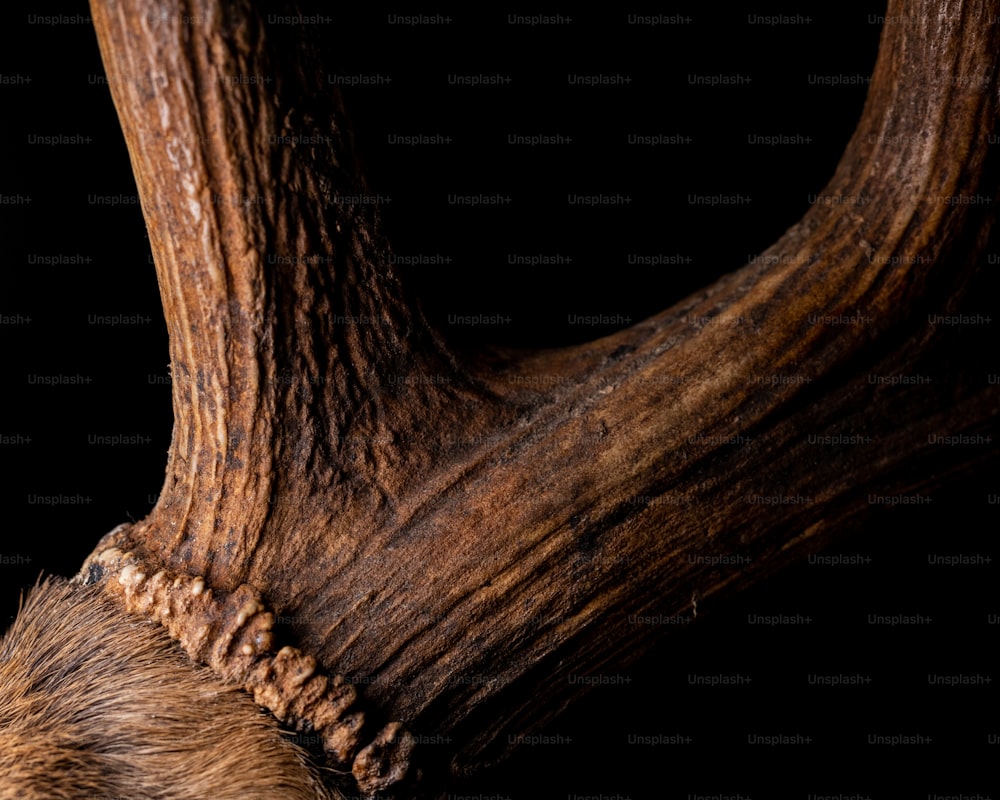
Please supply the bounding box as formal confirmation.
[0,577,338,800]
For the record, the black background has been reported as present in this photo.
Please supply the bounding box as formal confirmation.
[1,4,998,798]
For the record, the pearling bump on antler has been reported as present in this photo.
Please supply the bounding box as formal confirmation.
[76,525,417,797]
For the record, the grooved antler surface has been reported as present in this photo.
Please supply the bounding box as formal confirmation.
[81,0,999,789]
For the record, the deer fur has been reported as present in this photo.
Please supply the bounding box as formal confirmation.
[0,577,337,800]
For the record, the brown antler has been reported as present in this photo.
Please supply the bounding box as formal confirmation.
[57,0,1000,792]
